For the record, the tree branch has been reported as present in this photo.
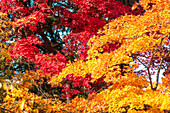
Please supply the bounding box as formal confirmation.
[0,107,14,113]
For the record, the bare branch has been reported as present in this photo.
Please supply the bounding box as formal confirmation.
[147,34,168,90]
[135,57,148,68]
[148,35,166,69]
[153,49,170,90]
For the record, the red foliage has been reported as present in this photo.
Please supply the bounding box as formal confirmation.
[102,42,121,53]
[59,0,144,61]
[0,0,145,99]
[11,35,42,62]
[34,52,68,75]
[61,74,95,98]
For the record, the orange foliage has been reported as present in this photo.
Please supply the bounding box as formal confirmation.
[1,0,170,112]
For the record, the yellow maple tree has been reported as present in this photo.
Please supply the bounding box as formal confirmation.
[50,0,170,112]
[1,0,170,112]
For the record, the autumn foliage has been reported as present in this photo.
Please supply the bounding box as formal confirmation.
[0,0,170,112]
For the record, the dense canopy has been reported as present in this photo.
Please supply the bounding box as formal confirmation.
[0,0,170,112]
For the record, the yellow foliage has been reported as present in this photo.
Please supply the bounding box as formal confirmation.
[0,12,17,42]
[51,0,170,86]
[2,87,66,113]
[55,84,170,113]
[49,0,170,112]
[13,70,51,89]
[1,0,170,112]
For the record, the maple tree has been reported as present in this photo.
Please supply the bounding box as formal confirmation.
[0,0,170,112]
[0,12,16,107]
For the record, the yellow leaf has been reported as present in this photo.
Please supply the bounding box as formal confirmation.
[3,83,8,91]
[33,109,39,113]
[20,99,26,111]
[0,83,2,89]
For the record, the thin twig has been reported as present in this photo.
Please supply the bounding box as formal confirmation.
[154,49,170,90]
[38,87,72,113]
[0,107,14,113]
[148,35,166,69]
[35,84,48,100]
[147,35,167,90]
[135,57,148,68]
